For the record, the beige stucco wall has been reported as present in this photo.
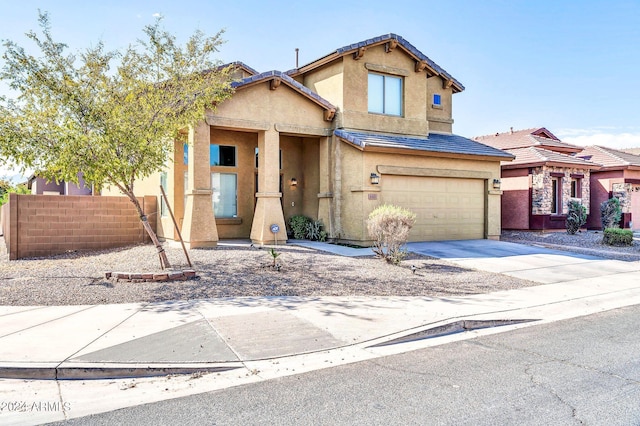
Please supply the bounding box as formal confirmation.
[426,75,454,133]
[335,140,503,243]
[213,82,331,131]
[301,44,455,137]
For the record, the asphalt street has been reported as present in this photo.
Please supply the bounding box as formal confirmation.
[52,304,640,425]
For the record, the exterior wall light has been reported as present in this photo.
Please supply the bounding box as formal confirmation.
[290,177,298,187]
[370,173,380,185]
[493,178,501,189]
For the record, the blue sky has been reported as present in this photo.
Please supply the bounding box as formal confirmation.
[2,0,640,179]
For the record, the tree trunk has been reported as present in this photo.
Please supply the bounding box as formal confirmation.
[127,193,171,269]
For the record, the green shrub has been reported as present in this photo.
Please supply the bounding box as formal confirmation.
[367,204,416,265]
[601,197,622,229]
[566,200,587,235]
[602,227,633,246]
[288,215,311,239]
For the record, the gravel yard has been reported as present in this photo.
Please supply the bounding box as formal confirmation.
[1,230,637,306]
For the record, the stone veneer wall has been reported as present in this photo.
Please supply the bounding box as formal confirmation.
[612,182,632,213]
[531,166,591,215]
[3,194,156,260]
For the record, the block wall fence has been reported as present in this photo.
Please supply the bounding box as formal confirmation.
[1,194,157,260]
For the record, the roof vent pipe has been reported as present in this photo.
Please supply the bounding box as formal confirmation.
[295,48,299,69]
[510,127,514,134]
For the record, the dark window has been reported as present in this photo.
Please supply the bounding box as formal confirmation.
[184,144,237,166]
[551,178,559,214]
[433,94,441,106]
[211,145,236,167]
[571,178,582,198]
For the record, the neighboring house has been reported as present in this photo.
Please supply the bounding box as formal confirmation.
[577,146,640,230]
[107,34,513,247]
[27,173,93,196]
[474,128,600,230]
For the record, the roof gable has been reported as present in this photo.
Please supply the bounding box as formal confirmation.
[288,34,464,93]
[232,71,336,120]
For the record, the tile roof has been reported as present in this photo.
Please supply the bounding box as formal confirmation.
[503,147,600,169]
[334,129,514,159]
[231,70,336,112]
[474,127,582,152]
[288,34,464,93]
[578,145,640,169]
[226,61,259,76]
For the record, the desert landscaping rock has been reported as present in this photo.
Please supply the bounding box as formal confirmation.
[1,233,636,306]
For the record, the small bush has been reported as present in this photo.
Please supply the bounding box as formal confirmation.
[566,200,587,235]
[602,228,633,246]
[288,215,311,239]
[305,220,326,241]
[601,197,622,229]
[367,204,416,265]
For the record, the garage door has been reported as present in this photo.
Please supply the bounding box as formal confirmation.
[382,176,485,241]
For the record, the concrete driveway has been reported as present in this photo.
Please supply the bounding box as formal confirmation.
[407,239,640,284]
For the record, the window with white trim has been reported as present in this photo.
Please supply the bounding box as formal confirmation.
[211,173,237,217]
[368,73,402,116]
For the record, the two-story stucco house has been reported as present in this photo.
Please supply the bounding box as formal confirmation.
[119,34,513,247]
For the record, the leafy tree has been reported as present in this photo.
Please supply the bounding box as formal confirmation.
[0,12,234,268]
[0,180,29,206]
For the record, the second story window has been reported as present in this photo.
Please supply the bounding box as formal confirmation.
[433,93,442,106]
[368,73,402,116]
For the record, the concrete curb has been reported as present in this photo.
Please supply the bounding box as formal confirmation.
[0,362,243,380]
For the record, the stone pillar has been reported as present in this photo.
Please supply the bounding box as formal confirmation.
[251,128,287,244]
[181,122,218,248]
[317,136,333,237]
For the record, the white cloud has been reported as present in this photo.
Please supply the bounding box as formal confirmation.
[556,128,640,150]
[152,13,162,18]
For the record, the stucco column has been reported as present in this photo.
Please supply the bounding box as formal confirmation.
[251,128,287,244]
[487,178,503,240]
[181,122,218,248]
[317,136,334,237]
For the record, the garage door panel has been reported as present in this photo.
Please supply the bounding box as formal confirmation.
[382,176,485,241]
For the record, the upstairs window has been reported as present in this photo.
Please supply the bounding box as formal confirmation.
[433,93,442,106]
[368,73,402,116]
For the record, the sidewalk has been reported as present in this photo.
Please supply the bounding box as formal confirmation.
[3,238,640,381]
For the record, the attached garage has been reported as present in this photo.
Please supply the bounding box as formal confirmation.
[382,175,486,241]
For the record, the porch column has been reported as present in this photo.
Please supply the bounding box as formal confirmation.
[181,121,218,248]
[317,136,334,237]
[251,128,287,244]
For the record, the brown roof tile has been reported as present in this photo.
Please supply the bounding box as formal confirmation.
[578,145,640,169]
[502,147,600,169]
[474,127,582,153]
